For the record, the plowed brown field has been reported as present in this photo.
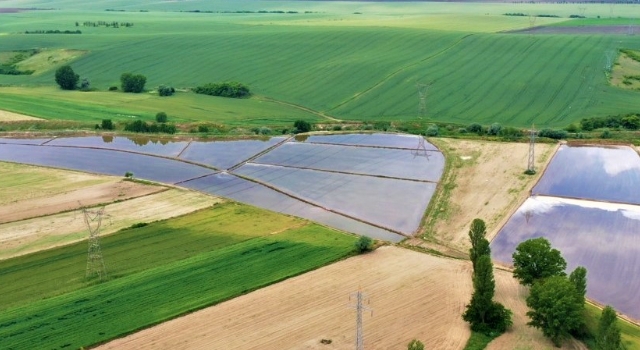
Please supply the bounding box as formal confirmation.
[98,246,473,350]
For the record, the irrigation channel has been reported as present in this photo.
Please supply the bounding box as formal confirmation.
[491,144,640,322]
[0,133,444,243]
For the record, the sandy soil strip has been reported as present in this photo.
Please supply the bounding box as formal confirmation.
[0,180,163,224]
[98,246,473,350]
[430,140,557,251]
[0,110,41,121]
[0,189,221,260]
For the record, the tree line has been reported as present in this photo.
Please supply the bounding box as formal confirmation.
[24,30,81,34]
[460,219,624,348]
[77,21,134,28]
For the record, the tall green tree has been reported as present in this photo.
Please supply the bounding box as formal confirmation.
[54,65,79,90]
[597,306,622,350]
[526,276,583,347]
[512,237,567,286]
[569,266,587,303]
[469,218,490,271]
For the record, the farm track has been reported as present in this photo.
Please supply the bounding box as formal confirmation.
[326,34,474,113]
[255,96,341,122]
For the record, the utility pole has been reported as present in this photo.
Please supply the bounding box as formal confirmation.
[350,290,372,350]
[83,206,108,281]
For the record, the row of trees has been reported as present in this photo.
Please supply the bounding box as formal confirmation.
[462,219,512,335]
[193,82,250,98]
[510,237,622,348]
[54,66,148,93]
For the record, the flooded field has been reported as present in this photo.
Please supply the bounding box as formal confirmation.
[0,133,440,242]
[491,196,640,320]
[533,145,640,205]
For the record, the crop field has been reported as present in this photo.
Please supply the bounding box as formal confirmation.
[98,246,474,350]
[2,2,640,127]
[0,202,356,349]
[0,187,220,260]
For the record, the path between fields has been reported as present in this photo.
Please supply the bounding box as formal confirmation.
[98,246,473,350]
[326,34,474,112]
[255,96,342,122]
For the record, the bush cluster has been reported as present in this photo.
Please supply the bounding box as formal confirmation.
[124,120,176,134]
[158,85,175,97]
[580,114,640,131]
[193,82,250,98]
[121,72,146,93]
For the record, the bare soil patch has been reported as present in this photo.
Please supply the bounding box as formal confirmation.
[98,246,473,350]
[0,109,40,121]
[424,139,557,252]
[0,180,162,224]
[0,189,221,260]
[489,269,586,350]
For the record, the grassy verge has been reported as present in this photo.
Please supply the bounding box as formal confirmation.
[0,201,356,349]
[463,331,499,350]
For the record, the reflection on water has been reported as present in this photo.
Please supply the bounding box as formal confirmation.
[294,134,309,142]
[492,196,640,321]
[533,145,640,205]
[102,135,113,143]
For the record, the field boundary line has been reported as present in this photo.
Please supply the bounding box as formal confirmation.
[224,171,409,238]
[327,34,474,112]
[254,96,342,122]
[245,162,438,184]
[176,139,193,159]
[227,136,293,171]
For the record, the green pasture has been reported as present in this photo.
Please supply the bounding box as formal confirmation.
[3,1,640,128]
[0,202,356,349]
[0,87,321,126]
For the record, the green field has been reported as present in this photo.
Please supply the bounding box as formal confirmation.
[2,1,640,129]
[0,202,357,349]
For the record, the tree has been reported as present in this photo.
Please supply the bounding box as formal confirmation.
[569,266,587,303]
[407,339,424,350]
[469,219,490,271]
[597,306,622,350]
[354,235,373,253]
[155,112,168,123]
[293,120,312,133]
[101,119,114,130]
[158,85,175,96]
[55,65,79,90]
[120,72,147,93]
[463,255,495,330]
[512,237,566,286]
[526,276,583,347]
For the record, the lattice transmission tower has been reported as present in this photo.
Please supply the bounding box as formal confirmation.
[350,290,372,350]
[416,83,431,118]
[527,124,536,174]
[412,136,431,160]
[83,206,108,281]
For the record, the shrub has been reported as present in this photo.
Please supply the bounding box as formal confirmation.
[600,128,612,139]
[425,124,439,136]
[158,85,175,97]
[374,121,391,131]
[259,126,272,135]
[488,123,502,136]
[129,222,148,228]
[293,120,312,133]
[193,82,250,98]
[198,125,209,133]
[538,129,568,140]
[108,86,118,91]
[457,128,468,134]
[101,119,114,130]
[155,112,168,123]
[124,171,134,178]
[332,125,342,131]
[54,65,79,90]
[354,235,373,253]
[468,123,483,134]
[79,78,91,91]
[120,72,147,93]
